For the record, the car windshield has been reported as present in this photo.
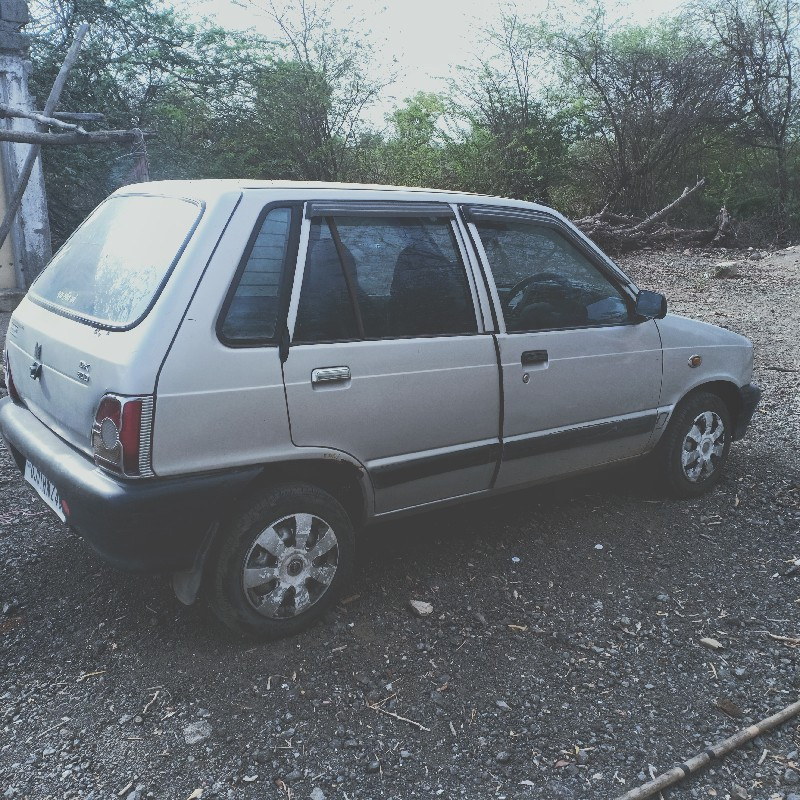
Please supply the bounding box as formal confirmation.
[30,194,202,328]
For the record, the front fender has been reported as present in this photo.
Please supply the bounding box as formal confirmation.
[656,315,753,409]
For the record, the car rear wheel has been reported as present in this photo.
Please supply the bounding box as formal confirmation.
[208,483,355,638]
[654,391,732,498]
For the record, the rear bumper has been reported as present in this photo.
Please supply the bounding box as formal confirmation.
[0,397,259,572]
[733,382,761,440]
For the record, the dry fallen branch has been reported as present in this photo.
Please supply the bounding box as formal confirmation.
[76,670,106,681]
[574,179,736,252]
[366,699,431,731]
[614,696,800,800]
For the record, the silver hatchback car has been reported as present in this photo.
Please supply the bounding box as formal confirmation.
[1,181,760,638]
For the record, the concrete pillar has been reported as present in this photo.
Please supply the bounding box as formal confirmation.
[0,0,51,291]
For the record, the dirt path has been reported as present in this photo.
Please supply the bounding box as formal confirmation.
[1,249,798,800]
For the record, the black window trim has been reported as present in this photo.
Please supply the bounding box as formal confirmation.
[460,204,641,334]
[216,200,303,348]
[290,331,492,346]
[306,200,456,219]
[28,193,205,332]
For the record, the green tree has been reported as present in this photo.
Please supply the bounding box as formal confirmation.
[254,0,388,180]
[454,14,567,202]
[695,0,800,240]
[29,0,262,242]
[28,0,385,243]
[380,92,447,187]
[549,11,728,214]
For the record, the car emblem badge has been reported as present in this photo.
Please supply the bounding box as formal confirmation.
[77,361,91,384]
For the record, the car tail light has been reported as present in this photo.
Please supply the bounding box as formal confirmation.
[92,394,154,478]
[2,349,20,404]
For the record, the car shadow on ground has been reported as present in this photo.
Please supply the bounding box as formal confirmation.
[356,458,660,567]
[13,456,689,653]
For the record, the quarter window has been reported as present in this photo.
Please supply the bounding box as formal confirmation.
[220,207,293,342]
[475,221,630,332]
[294,215,477,342]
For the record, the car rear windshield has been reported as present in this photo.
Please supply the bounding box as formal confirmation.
[30,194,202,328]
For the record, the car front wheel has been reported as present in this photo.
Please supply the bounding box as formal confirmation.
[654,391,732,498]
[208,483,355,638]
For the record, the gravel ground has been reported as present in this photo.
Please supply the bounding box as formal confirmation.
[1,247,799,800]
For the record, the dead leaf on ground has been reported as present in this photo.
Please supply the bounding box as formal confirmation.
[716,698,744,718]
[0,616,24,635]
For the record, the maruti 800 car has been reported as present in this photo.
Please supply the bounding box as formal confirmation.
[0,181,760,638]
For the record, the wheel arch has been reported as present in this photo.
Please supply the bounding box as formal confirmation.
[680,379,743,435]
[173,453,371,606]
[246,456,371,528]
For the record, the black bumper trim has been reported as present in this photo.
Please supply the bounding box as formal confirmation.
[733,382,761,440]
[0,398,260,572]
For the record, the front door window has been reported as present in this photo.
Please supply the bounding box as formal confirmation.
[475,220,630,331]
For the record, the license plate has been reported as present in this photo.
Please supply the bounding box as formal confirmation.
[24,460,65,522]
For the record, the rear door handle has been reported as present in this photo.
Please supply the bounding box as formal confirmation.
[521,350,548,365]
[311,366,351,385]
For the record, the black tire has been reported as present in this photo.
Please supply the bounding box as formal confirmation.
[653,390,732,498]
[208,482,355,639]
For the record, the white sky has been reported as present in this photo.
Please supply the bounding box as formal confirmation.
[188,0,687,125]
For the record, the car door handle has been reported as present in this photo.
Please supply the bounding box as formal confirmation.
[311,366,351,385]
[521,350,548,365]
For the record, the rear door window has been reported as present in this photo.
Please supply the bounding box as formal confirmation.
[294,215,478,342]
[30,194,202,328]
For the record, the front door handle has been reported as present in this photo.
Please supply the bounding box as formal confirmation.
[311,366,351,385]
[521,350,548,365]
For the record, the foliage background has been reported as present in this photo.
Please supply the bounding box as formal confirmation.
[27,0,800,248]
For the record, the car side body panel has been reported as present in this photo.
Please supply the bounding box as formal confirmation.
[283,337,501,514]
[493,322,663,488]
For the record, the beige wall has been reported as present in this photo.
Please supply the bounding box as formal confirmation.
[0,155,17,289]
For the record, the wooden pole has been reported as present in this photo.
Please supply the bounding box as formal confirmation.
[0,21,89,280]
[53,112,105,123]
[614,697,800,800]
[0,129,156,146]
[0,103,87,133]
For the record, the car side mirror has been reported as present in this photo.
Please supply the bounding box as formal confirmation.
[634,290,667,321]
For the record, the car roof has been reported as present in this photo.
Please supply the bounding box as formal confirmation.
[111,179,635,289]
[113,179,555,215]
